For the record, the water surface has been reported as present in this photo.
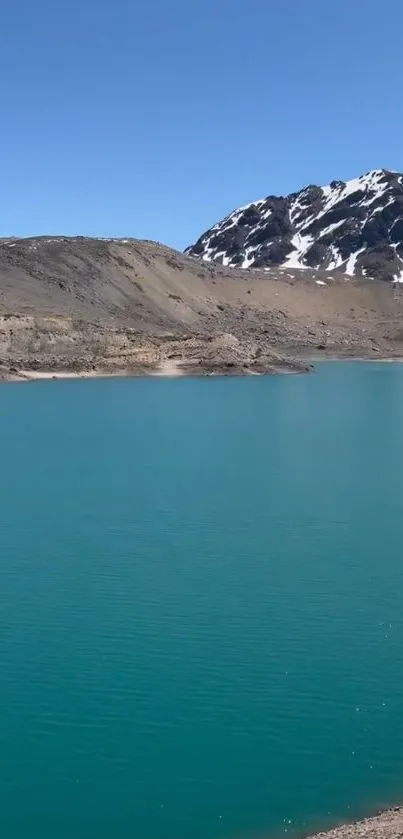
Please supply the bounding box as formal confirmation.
[1,363,403,839]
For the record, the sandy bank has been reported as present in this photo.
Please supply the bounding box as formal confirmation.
[149,359,184,377]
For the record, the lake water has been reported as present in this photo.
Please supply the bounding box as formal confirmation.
[1,363,403,839]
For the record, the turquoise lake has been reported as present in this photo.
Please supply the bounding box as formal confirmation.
[1,363,403,839]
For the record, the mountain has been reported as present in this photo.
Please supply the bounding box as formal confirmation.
[186,169,403,282]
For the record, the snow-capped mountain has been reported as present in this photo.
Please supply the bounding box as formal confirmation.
[186,169,403,282]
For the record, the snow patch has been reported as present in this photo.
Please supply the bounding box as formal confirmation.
[345,247,366,277]
[318,219,346,238]
[261,207,273,220]
[282,233,313,269]
[242,247,257,269]
[327,246,344,271]
[214,251,230,267]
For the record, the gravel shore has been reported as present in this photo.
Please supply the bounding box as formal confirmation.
[306,807,403,839]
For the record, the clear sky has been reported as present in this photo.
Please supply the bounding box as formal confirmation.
[1,0,402,249]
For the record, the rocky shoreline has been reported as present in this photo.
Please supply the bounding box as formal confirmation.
[0,321,312,382]
[303,806,403,839]
[3,344,403,384]
[0,356,310,382]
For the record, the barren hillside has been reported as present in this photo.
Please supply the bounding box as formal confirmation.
[1,236,403,379]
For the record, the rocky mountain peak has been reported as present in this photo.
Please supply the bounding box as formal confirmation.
[185,169,403,282]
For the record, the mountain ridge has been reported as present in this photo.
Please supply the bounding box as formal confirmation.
[186,168,403,282]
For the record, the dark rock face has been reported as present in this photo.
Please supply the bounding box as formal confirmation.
[185,169,403,281]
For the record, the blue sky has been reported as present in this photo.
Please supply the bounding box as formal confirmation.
[1,0,402,249]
